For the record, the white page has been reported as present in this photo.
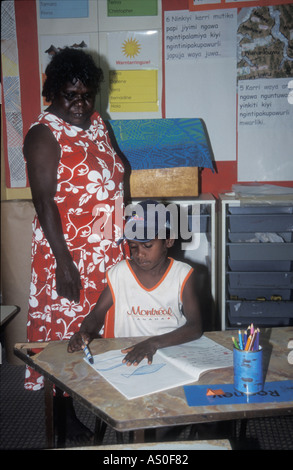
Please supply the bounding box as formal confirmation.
[85,336,233,400]
[238,77,293,182]
[160,336,233,377]
[86,348,194,400]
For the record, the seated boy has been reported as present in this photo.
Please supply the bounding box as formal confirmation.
[68,199,202,365]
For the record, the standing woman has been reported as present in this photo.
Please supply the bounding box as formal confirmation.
[23,48,126,439]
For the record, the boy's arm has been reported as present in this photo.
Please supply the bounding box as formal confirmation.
[122,271,203,365]
[67,285,113,352]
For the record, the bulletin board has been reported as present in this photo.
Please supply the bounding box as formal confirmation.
[163,0,293,182]
[1,0,293,188]
[36,0,163,119]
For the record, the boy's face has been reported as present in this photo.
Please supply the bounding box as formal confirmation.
[127,238,174,272]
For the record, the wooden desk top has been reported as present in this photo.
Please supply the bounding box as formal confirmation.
[0,305,19,326]
[15,328,293,432]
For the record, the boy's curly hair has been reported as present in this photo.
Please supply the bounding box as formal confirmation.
[42,48,104,102]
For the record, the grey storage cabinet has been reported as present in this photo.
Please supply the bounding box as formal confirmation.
[219,193,293,329]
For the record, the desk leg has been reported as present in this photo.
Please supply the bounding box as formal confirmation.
[44,378,55,448]
[132,430,146,443]
[94,418,107,445]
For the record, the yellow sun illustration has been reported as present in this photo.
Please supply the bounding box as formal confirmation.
[122,38,141,58]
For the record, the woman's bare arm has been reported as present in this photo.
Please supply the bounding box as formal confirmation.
[24,124,82,302]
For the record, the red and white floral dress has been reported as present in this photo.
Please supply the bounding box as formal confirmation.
[25,111,126,390]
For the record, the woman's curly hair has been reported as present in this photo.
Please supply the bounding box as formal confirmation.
[42,48,104,102]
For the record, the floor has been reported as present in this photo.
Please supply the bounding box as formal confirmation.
[1,346,293,450]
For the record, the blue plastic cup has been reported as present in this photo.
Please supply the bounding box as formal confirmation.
[233,347,263,395]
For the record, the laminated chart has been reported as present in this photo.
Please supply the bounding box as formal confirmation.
[1,0,26,187]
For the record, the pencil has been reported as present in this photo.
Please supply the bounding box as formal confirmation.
[243,330,247,348]
[254,328,260,351]
[82,340,94,364]
[238,330,243,350]
[245,335,252,351]
[248,331,256,351]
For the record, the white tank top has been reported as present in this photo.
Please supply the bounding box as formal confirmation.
[106,258,193,338]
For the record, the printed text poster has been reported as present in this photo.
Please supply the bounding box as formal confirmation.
[237,5,293,181]
[107,31,159,112]
[164,9,237,162]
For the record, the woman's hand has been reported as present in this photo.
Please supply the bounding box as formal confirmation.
[56,258,83,303]
[121,338,159,366]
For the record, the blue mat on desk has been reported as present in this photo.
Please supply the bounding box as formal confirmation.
[184,381,293,406]
[109,118,214,171]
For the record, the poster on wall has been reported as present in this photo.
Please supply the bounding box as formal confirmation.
[188,0,293,11]
[237,4,293,181]
[39,0,89,19]
[107,0,158,17]
[1,0,26,188]
[107,30,159,112]
[37,0,98,35]
[163,0,293,180]
[164,8,237,162]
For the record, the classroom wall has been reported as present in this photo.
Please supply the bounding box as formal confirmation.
[1,0,292,201]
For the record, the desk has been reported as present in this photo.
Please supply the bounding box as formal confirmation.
[0,305,19,326]
[14,328,293,448]
[1,305,20,363]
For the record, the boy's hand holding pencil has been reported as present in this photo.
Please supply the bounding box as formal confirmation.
[68,331,91,353]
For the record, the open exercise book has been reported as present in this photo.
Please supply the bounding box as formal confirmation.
[85,336,233,400]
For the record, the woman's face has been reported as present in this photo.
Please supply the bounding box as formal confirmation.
[51,79,96,129]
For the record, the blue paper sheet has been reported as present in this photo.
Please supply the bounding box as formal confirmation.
[109,118,214,171]
[40,0,88,18]
[184,380,293,406]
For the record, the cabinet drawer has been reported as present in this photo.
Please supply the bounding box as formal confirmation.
[227,300,293,326]
[228,232,292,243]
[227,243,293,261]
[228,259,292,272]
[228,214,293,232]
[227,271,293,288]
[228,206,293,215]
[228,288,292,301]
